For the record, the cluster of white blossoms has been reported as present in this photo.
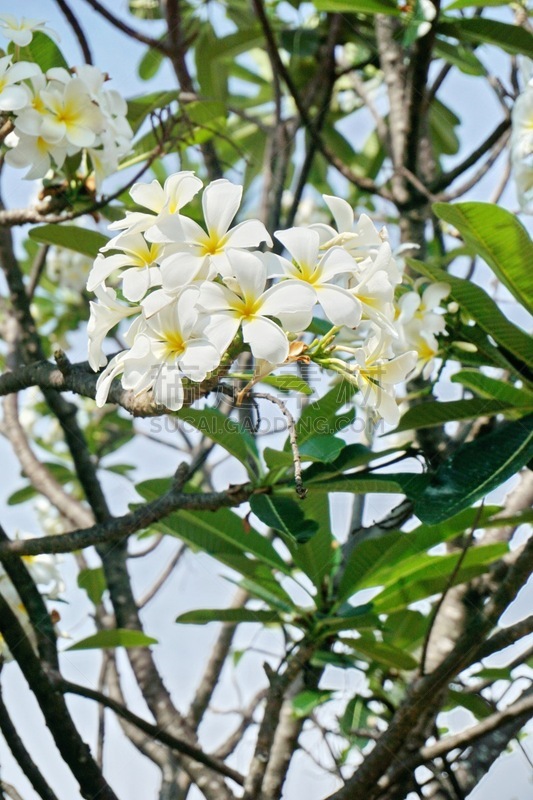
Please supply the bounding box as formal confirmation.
[0,16,132,188]
[87,172,450,425]
[0,549,63,662]
[511,63,533,212]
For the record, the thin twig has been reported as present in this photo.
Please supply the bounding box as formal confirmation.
[254,392,306,499]
[53,0,93,63]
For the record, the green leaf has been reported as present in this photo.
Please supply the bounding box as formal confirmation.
[176,608,281,625]
[8,485,39,505]
[315,603,378,635]
[429,100,461,157]
[313,0,401,15]
[433,39,486,76]
[77,568,106,606]
[282,492,335,593]
[408,259,533,371]
[292,690,333,719]
[392,398,521,434]
[138,46,165,80]
[15,32,68,71]
[415,414,533,524]
[438,18,533,59]
[195,26,228,102]
[337,505,500,602]
[446,0,510,8]
[29,225,108,259]
[67,629,157,651]
[382,610,427,652]
[135,478,290,576]
[127,90,179,133]
[259,374,314,396]
[264,435,346,469]
[446,689,494,719]
[295,382,357,445]
[433,202,533,315]
[340,695,373,743]
[250,494,318,544]
[451,371,533,408]
[372,543,508,613]
[300,472,429,500]
[179,408,260,476]
[341,636,418,671]
[302,444,400,482]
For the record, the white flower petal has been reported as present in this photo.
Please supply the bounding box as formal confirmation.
[274,226,320,270]
[203,179,242,238]
[315,285,362,328]
[242,317,289,364]
[322,195,354,233]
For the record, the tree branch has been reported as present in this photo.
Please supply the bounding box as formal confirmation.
[80,0,170,54]
[0,477,252,558]
[53,0,93,63]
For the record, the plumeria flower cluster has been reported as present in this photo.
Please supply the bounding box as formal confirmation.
[511,63,533,212]
[0,547,63,662]
[0,17,132,188]
[87,172,450,425]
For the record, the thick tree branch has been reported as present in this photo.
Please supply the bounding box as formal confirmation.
[0,679,60,800]
[0,476,251,558]
[0,596,119,800]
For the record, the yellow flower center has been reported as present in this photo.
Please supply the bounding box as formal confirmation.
[200,233,224,256]
[162,330,185,358]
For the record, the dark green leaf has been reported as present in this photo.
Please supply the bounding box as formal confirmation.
[250,494,318,543]
[438,18,533,58]
[67,629,157,651]
[341,635,418,670]
[135,478,289,576]
[29,225,108,259]
[77,568,106,606]
[179,408,260,476]
[264,435,346,469]
[433,202,533,315]
[415,415,533,524]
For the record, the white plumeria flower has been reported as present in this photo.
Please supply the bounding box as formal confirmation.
[36,78,104,147]
[146,178,273,281]
[397,280,449,334]
[0,55,40,111]
[108,171,203,238]
[95,289,221,410]
[349,334,417,425]
[272,227,362,328]
[311,195,403,284]
[0,15,59,46]
[511,86,533,210]
[347,242,398,333]
[199,250,316,365]
[47,247,92,293]
[88,284,141,369]
[394,281,449,378]
[4,129,67,179]
[87,233,167,302]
